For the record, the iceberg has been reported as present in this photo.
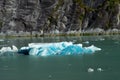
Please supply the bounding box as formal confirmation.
[18,42,101,56]
[0,42,101,56]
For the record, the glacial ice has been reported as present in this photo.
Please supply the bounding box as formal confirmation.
[19,42,101,56]
[0,42,101,56]
[0,45,18,56]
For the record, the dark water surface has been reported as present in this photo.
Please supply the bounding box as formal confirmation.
[0,35,120,80]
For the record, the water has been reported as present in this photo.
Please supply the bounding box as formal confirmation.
[0,35,120,80]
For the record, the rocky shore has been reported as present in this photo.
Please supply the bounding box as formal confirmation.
[0,28,120,37]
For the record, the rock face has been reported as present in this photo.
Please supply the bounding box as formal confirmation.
[0,0,120,33]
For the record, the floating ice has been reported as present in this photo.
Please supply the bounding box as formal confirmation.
[83,41,89,44]
[0,39,4,42]
[97,68,103,72]
[88,68,94,72]
[18,42,101,56]
[0,45,18,56]
[0,42,101,56]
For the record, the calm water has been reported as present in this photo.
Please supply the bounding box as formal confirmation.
[0,35,120,80]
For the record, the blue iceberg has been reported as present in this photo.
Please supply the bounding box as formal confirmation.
[18,42,101,56]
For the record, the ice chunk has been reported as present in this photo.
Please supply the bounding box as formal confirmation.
[0,45,18,56]
[88,68,94,72]
[12,45,18,52]
[0,47,12,52]
[83,41,89,44]
[97,68,103,72]
[19,42,101,56]
[0,45,18,53]
[84,45,101,53]
[0,39,4,42]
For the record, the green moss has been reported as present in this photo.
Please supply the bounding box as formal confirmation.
[105,21,110,30]
[108,0,120,3]
[0,21,3,29]
[74,0,83,4]
[54,0,64,11]
[0,22,2,26]
[79,14,84,20]
[49,0,64,25]
[107,0,120,10]
[48,1,65,28]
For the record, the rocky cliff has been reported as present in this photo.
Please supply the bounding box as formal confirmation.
[0,0,120,35]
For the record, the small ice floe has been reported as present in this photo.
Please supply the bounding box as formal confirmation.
[84,45,101,53]
[88,68,94,72]
[83,41,89,44]
[73,40,77,43]
[12,45,18,52]
[0,47,12,52]
[0,45,18,56]
[0,39,4,42]
[97,68,103,72]
[100,38,105,41]
[0,45,18,52]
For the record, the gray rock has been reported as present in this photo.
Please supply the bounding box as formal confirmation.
[0,0,119,35]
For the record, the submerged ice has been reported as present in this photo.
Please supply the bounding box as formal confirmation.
[19,42,101,56]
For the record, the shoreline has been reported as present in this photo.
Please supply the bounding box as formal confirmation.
[0,29,120,38]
